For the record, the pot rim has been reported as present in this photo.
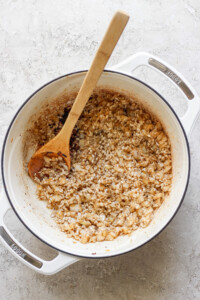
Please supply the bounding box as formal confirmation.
[1,69,190,258]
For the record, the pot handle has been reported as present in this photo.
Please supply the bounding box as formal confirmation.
[0,191,80,275]
[111,52,200,136]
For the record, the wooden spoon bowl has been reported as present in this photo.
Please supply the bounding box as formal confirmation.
[28,11,129,180]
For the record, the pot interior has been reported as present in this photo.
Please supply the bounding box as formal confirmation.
[2,71,189,258]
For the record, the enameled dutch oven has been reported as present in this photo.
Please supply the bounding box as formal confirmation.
[1,52,200,275]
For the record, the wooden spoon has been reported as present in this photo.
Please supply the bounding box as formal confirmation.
[28,11,129,179]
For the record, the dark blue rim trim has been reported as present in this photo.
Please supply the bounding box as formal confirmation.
[1,70,190,259]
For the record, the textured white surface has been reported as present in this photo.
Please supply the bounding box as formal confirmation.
[1,0,200,299]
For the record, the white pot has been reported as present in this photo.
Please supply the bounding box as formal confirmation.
[1,52,200,275]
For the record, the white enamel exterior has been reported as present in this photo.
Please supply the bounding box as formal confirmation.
[1,52,200,275]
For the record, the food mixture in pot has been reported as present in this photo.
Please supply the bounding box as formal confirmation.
[28,89,172,243]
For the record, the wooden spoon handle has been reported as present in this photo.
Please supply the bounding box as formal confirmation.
[60,11,129,137]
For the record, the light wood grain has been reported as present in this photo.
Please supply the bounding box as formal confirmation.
[28,11,129,178]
